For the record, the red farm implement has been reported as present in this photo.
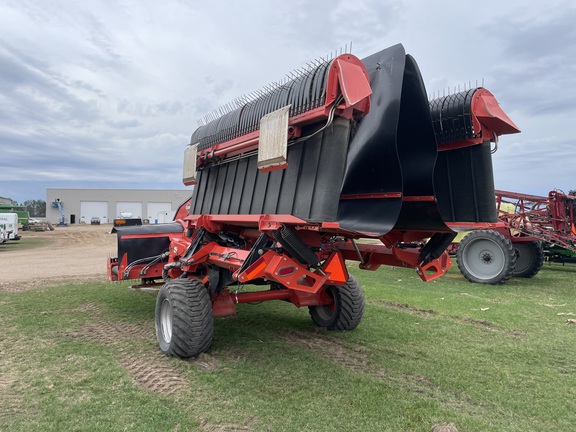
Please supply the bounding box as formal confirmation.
[107,44,520,358]
[453,189,576,284]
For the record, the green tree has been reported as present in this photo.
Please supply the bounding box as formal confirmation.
[22,199,46,217]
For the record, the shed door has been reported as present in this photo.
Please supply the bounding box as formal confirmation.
[80,201,108,224]
[116,202,143,219]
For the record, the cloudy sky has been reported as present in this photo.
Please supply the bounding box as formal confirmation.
[1,0,575,204]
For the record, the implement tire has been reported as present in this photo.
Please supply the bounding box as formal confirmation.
[456,230,516,285]
[155,278,213,358]
[513,241,544,278]
[308,275,365,330]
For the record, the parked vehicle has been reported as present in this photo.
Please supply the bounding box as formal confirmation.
[0,225,8,244]
[0,204,29,229]
[452,190,575,284]
[0,213,21,240]
[107,43,520,358]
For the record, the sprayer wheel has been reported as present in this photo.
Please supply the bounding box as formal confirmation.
[456,230,516,285]
[513,241,544,278]
[155,278,213,358]
[309,275,365,330]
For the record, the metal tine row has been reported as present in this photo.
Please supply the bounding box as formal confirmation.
[197,60,328,141]
[430,89,476,142]
[428,79,485,101]
[444,92,468,141]
[196,42,352,127]
[194,43,352,148]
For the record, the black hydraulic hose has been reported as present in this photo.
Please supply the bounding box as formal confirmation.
[122,251,168,279]
[140,251,170,275]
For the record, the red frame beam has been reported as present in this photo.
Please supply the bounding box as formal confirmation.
[194,54,371,169]
[495,189,576,252]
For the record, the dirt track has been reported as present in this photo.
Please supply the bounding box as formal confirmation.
[0,224,117,292]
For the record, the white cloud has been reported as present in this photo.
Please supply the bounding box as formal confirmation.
[0,0,575,203]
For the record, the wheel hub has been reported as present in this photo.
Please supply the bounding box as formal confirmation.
[480,250,494,264]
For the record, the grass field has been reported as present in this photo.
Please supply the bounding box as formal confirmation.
[0,236,49,252]
[1,261,575,431]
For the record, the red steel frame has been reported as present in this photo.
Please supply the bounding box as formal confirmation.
[495,189,576,251]
[108,213,453,317]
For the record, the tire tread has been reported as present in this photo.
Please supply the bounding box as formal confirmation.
[309,275,365,330]
[155,279,213,358]
[456,230,516,285]
[513,241,544,278]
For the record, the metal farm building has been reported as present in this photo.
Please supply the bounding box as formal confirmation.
[45,189,191,225]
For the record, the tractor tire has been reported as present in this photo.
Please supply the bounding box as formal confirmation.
[308,275,365,330]
[513,241,544,278]
[456,230,516,285]
[155,278,213,358]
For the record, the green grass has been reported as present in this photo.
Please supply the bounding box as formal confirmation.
[0,235,50,252]
[1,261,576,431]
